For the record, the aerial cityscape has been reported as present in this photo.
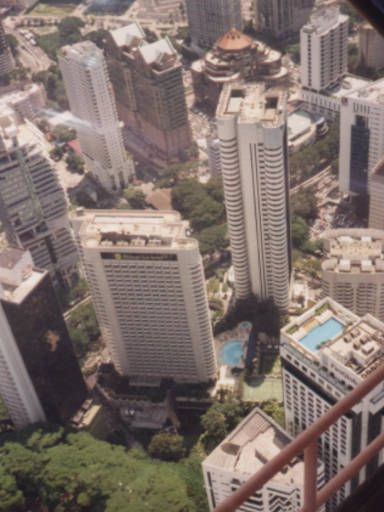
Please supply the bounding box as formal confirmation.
[0,0,384,511]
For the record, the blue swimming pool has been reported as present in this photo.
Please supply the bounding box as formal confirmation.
[219,340,243,366]
[299,318,344,352]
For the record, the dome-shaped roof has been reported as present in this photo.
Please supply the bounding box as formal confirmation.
[216,28,253,52]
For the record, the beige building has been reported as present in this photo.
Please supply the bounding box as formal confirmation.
[192,29,288,112]
[321,229,384,321]
[359,23,384,71]
[0,18,14,77]
[369,158,384,230]
[105,23,192,164]
[203,408,325,511]
[71,209,217,384]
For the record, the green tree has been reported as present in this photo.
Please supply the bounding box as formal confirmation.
[50,145,65,161]
[66,152,85,174]
[5,34,18,58]
[123,187,147,209]
[201,408,227,442]
[0,465,24,511]
[292,215,310,249]
[148,432,185,461]
[197,224,228,255]
[58,17,84,47]
[52,124,76,143]
[291,186,318,221]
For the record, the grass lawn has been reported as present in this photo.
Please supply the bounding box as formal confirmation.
[242,377,283,402]
[30,1,79,16]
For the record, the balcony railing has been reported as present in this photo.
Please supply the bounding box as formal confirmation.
[213,363,384,512]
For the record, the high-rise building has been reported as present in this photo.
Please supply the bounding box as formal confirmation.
[207,132,222,179]
[255,0,315,39]
[0,18,14,77]
[321,229,384,321]
[369,158,384,229]
[281,298,384,509]
[71,209,217,383]
[0,245,87,429]
[216,83,291,309]
[300,7,348,92]
[105,23,192,164]
[359,23,384,71]
[58,41,134,192]
[339,78,384,196]
[0,120,78,286]
[185,0,242,50]
[203,407,325,512]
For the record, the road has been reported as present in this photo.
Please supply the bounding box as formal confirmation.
[290,166,331,196]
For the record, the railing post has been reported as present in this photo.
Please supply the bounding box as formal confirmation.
[302,440,318,512]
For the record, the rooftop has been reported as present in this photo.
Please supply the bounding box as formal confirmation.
[204,408,304,485]
[283,298,384,382]
[325,74,372,98]
[302,6,348,35]
[321,229,384,274]
[138,37,176,67]
[343,77,384,103]
[73,209,197,251]
[217,83,286,126]
[110,22,145,48]
[215,28,253,52]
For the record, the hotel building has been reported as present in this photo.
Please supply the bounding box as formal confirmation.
[281,298,384,508]
[71,209,217,383]
[216,83,291,309]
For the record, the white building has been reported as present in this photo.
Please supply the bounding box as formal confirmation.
[0,119,78,286]
[207,132,222,179]
[216,83,291,309]
[71,209,217,383]
[0,246,46,428]
[0,19,14,77]
[59,41,134,192]
[255,0,315,39]
[339,78,384,196]
[369,158,384,230]
[185,0,242,50]
[300,7,348,93]
[359,23,384,71]
[281,298,384,509]
[0,83,46,121]
[203,407,325,511]
[321,229,384,321]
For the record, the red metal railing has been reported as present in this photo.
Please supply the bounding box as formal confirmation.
[213,363,384,512]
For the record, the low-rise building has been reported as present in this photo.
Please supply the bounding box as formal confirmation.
[203,407,324,511]
[321,229,384,321]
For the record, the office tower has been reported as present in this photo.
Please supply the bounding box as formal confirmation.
[216,83,291,309]
[359,23,384,71]
[58,41,134,192]
[0,120,78,287]
[339,79,384,196]
[281,298,384,509]
[255,0,315,39]
[105,23,192,164]
[186,0,242,50]
[203,407,325,511]
[191,29,288,112]
[369,158,384,229]
[207,133,222,179]
[71,209,217,383]
[300,7,348,92]
[0,245,87,428]
[0,18,14,77]
[321,229,384,321]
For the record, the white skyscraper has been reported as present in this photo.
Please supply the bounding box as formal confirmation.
[339,78,384,196]
[186,0,242,50]
[281,298,384,509]
[300,7,348,92]
[71,209,217,383]
[59,41,134,192]
[216,83,291,310]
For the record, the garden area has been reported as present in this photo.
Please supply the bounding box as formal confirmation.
[29,0,80,17]
[85,0,134,16]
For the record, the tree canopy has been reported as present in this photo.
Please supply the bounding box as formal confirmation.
[148,432,185,461]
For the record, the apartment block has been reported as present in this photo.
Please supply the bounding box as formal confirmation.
[71,209,217,383]
[59,41,134,192]
[300,7,348,92]
[281,298,384,509]
[203,407,325,511]
[216,83,291,309]
[321,229,384,321]
[0,245,86,428]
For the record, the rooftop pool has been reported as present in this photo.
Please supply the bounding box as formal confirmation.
[219,340,244,366]
[299,318,344,352]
